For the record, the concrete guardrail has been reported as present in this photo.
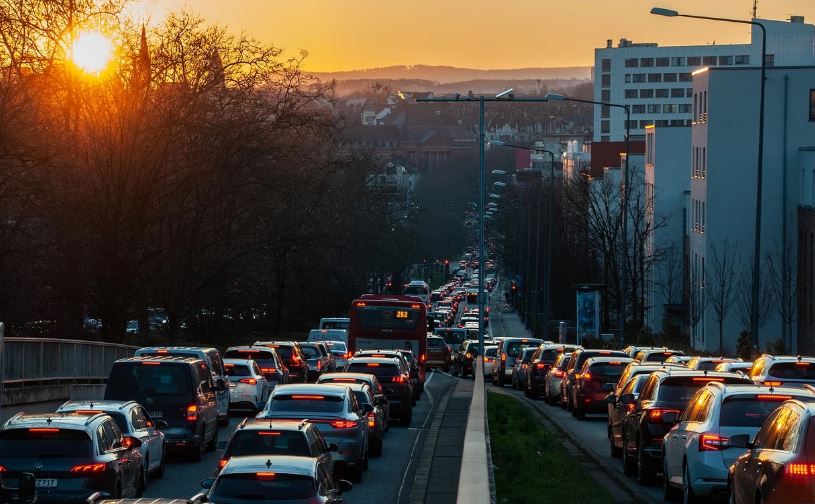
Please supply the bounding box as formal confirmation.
[456,358,492,504]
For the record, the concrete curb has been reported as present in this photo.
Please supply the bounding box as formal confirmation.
[408,379,455,504]
[456,359,492,504]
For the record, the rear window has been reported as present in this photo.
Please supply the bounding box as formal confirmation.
[720,395,807,428]
[352,391,371,405]
[345,362,400,378]
[645,351,679,362]
[107,362,192,399]
[0,428,93,458]
[769,362,815,380]
[658,376,747,402]
[438,330,466,345]
[540,350,561,364]
[322,321,349,330]
[299,346,320,358]
[269,394,344,413]
[355,306,420,330]
[427,338,445,348]
[587,362,628,380]
[225,430,310,458]
[697,360,726,371]
[327,342,347,354]
[576,351,627,368]
[211,473,315,501]
[484,348,497,357]
[268,346,294,361]
[225,364,252,377]
[224,349,274,361]
[505,340,541,357]
[405,285,429,296]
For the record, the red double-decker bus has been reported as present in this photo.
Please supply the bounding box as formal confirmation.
[348,294,427,385]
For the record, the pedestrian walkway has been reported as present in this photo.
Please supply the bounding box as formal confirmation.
[490,281,533,340]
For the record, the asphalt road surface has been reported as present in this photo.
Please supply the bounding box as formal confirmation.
[142,370,458,504]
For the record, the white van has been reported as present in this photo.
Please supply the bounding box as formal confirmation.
[308,328,348,344]
[318,317,350,330]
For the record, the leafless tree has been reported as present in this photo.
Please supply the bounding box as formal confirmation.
[734,265,773,338]
[766,240,797,352]
[706,240,739,354]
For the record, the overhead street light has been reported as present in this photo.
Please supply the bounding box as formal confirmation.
[494,181,507,188]
[488,193,501,199]
[491,169,507,176]
[651,6,767,351]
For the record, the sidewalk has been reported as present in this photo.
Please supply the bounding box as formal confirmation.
[490,282,533,340]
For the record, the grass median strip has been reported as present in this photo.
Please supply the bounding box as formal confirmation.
[488,392,615,504]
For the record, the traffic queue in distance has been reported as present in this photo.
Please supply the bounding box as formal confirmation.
[0,289,434,504]
[472,335,815,504]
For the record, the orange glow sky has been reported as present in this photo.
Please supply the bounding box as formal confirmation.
[130,0,815,71]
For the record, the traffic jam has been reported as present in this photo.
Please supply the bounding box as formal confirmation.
[467,326,815,503]
[0,283,447,504]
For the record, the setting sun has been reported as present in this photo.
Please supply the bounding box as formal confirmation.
[71,31,113,74]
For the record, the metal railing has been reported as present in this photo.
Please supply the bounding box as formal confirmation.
[1,327,137,387]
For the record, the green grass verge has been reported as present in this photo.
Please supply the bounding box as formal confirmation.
[488,392,616,504]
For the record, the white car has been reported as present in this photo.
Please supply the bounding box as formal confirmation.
[57,400,166,481]
[662,383,815,500]
[482,345,498,377]
[223,358,272,413]
[326,341,350,368]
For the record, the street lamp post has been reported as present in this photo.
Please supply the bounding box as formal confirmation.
[491,142,556,339]
[545,93,631,342]
[418,91,551,359]
[650,7,767,349]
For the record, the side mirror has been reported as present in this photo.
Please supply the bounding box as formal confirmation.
[338,479,353,494]
[374,394,386,405]
[620,393,636,405]
[201,477,216,489]
[606,394,617,404]
[190,492,210,503]
[328,442,339,452]
[362,403,375,414]
[728,434,752,449]
[662,411,679,424]
[602,383,614,392]
[17,473,36,503]
[155,420,168,429]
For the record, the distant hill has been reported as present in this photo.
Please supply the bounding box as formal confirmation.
[310,64,592,84]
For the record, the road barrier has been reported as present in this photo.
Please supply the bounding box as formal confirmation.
[0,325,137,408]
[456,359,492,504]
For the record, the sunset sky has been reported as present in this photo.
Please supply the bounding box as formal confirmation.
[131,0,815,71]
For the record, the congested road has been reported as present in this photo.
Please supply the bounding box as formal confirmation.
[139,370,457,503]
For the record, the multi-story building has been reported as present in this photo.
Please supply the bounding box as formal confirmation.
[690,65,815,353]
[643,126,691,335]
[594,17,815,142]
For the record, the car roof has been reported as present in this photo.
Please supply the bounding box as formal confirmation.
[136,346,216,353]
[4,411,109,431]
[220,455,317,477]
[323,382,370,392]
[707,383,815,397]
[761,355,815,363]
[114,355,201,365]
[255,341,298,347]
[318,372,377,382]
[226,345,276,352]
[347,357,401,365]
[224,358,257,366]
[271,384,348,397]
[235,418,311,432]
[585,357,634,365]
[58,400,139,412]
[651,369,746,380]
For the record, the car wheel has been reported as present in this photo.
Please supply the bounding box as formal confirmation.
[683,464,698,504]
[206,424,218,452]
[154,444,166,479]
[637,436,655,485]
[137,460,147,497]
[371,437,383,457]
[190,438,204,462]
[609,430,622,458]
[349,462,363,483]
[622,434,635,476]
[401,407,413,426]
[663,455,680,501]
[728,483,737,504]
[218,406,230,427]
[575,400,585,420]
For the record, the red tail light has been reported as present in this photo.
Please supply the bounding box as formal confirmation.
[186,404,198,422]
[218,458,229,468]
[330,420,358,429]
[345,352,352,359]
[536,363,548,369]
[786,463,815,479]
[763,380,783,387]
[756,394,792,401]
[0,465,6,472]
[699,433,729,451]
[554,370,565,378]
[647,408,681,423]
[392,375,406,384]
[420,353,426,363]
[122,437,134,449]
[260,367,277,374]
[501,353,507,362]
[367,412,376,428]
[317,360,323,371]
[70,463,106,473]
[256,472,277,479]
[239,378,257,385]
[580,372,592,381]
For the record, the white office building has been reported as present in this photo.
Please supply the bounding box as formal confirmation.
[690,65,815,353]
[594,17,815,142]
[643,126,691,335]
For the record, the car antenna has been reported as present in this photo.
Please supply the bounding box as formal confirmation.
[266,459,272,469]
[703,369,708,376]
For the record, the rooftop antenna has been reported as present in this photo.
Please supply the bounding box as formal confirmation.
[752,0,758,19]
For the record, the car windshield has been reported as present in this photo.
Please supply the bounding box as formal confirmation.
[484,348,497,357]
[224,350,274,361]
[505,341,540,357]
[268,346,294,361]
[720,396,806,428]
[225,364,252,377]
[0,428,93,458]
[268,395,344,413]
[345,362,400,378]
[328,342,347,354]
[107,362,192,399]
[587,363,627,380]
[211,473,315,501]
[769,362,815,379]
[225,431,311,458]
[658,376,747,402]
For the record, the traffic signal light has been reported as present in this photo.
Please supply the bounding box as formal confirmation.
[511,281,517,292]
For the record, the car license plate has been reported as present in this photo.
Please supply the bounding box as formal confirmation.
[35,479,57,488]
[148,411,163,419]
